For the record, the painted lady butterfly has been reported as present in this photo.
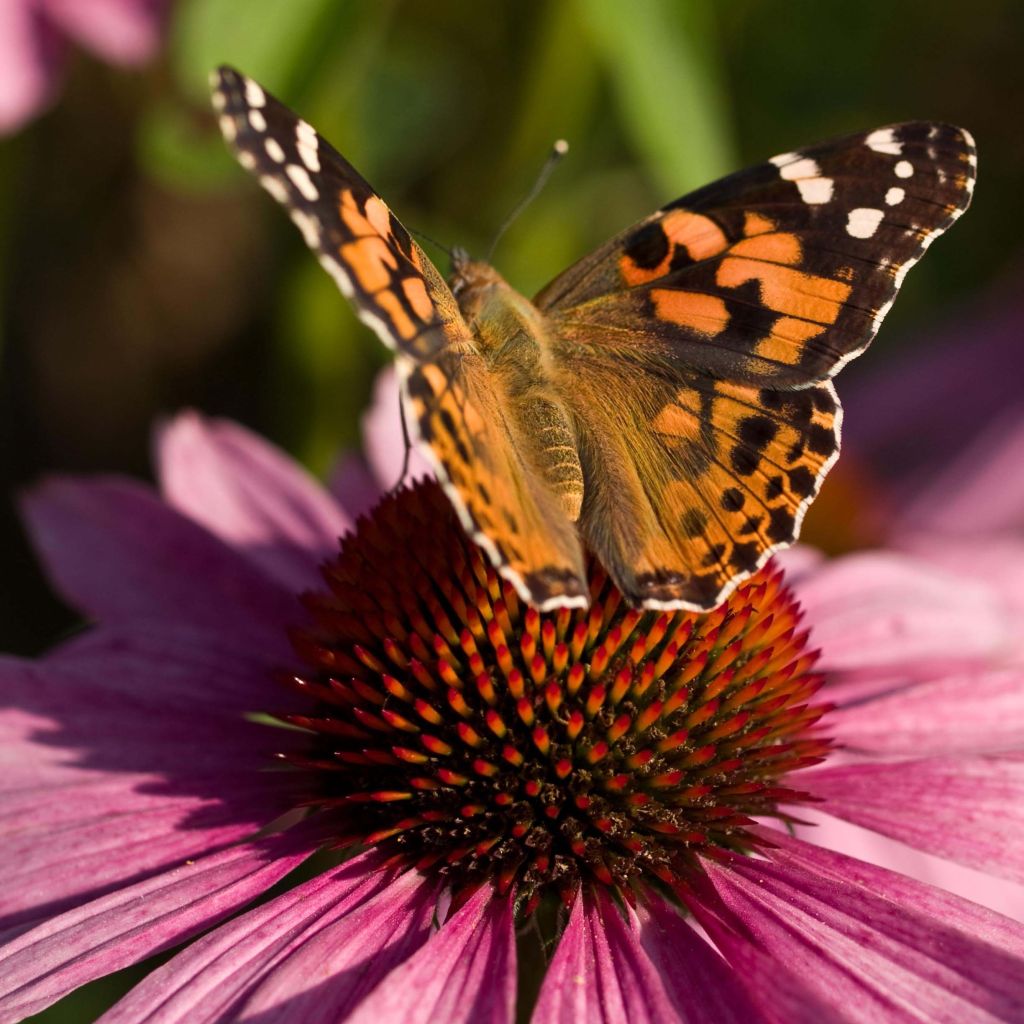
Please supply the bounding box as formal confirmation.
[212,67,975,612]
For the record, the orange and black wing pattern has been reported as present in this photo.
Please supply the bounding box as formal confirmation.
[212,67,588,610]
[212,66,462,360]
[540,123,975,387]
[539,123,975,609]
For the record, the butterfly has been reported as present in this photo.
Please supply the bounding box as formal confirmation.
[212,66,975,613]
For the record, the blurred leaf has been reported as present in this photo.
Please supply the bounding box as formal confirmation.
[137,100,239,190]
[576,0,735,194]
[171,0,350,102]
[272,256,382,475]
[500,1,601,195]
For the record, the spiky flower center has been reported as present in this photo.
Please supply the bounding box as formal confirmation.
[280,481,830,906]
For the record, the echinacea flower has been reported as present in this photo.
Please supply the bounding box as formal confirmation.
[2,409,1024,1023]
[0,0,169,135]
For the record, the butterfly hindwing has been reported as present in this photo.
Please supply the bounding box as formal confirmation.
[404,352,589,610]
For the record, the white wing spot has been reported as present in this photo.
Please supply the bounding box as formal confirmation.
[248,109,267,133]
[290,209,320,247]
[885,186,905,206]
[286,163,319,201]
[218,114,237,142]
[237,150,257,171]
[866,128,902,155]
[265,138,286,163]
[769,152,798,167]
[259,174,288,203]
[795,178,833,204]
[211,89,226,112]
[243,78,266,108]
[296,120,321,172]
[775,157,833,204]
[846,208,884,239]
[895,160,914,178]
[318,254,354,298]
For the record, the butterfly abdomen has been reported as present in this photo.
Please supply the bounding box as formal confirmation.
[452,260,586,522]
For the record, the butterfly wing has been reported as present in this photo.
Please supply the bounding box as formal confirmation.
[538,122,975,608]
[212,67,588,609]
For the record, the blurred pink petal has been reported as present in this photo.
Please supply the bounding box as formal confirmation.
[795,550,1009,677]
[328,451,385,522]
[894,408,1024,538]
[831,668,1024,755]
[0,0,63,134]
[362,366,434,491]
[157,412,351,593]
[807,757,1024,883]
[43,0,167,65]
[347,886,516,1024]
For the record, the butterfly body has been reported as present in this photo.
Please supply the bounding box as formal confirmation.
[212,67,975,612]
[449,256,586,522]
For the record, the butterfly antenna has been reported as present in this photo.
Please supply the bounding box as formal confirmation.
[487,139,569,263]
[409,228,453,262]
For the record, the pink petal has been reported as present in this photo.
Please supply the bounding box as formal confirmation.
[157,413,351,594]
[637,898,770,1024]
[21,477,299,651]
[42,618,302,717]
[328,451,383,522]
[904,537,1024,661]
[791,810,1024,924]
[42,0,167,65]
[693,837,1024,1023]
[0,655,297,792]
[831,668,1024,755]
[794,551,1009,676]
[0,827,317,1021]
[533,889,682,1024]
[99,857,438,1024]
[346,885,516,1024]
[0,776,296,939]
[0,0,63,134]
[362,366,434,491]
[802,757,1024,884]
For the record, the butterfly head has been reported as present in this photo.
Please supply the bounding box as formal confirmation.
[447,249,509,319]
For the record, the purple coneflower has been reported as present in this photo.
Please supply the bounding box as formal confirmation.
[2,408,1024,1023]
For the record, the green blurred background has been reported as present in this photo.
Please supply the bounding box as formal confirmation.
[1,2,1022,1015]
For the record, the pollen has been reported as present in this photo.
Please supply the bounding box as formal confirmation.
[279,481,831,908]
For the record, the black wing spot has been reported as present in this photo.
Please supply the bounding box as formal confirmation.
[739,415,778,451]
[767,507,796,544]
[721,487,745,512]
[624,222,669,270]
[807,424,835,457]
[730,445,760,476]
[680,508,709,538]
[788,466,816,498]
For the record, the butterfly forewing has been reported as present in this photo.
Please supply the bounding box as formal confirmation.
[212,66,460,360]
[540,123,975,387]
